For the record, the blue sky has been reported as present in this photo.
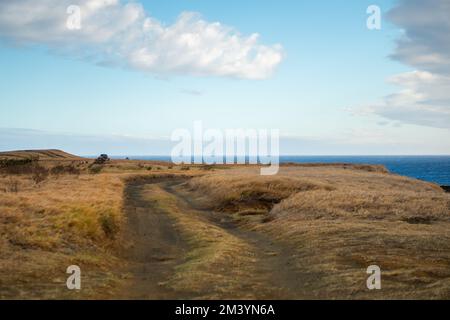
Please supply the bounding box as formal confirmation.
[0,0,449,155]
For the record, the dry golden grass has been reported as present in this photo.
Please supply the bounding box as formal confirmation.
[184,165,450,299]
[2,156,450,299]
[0,171,126,299]
[0,149,83,161]
[187,170,334,213]
[0,158,206,299]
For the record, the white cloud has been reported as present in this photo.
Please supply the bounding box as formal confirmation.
[363,71,450,129]
[0,0,283,79]
[358,0,450,129]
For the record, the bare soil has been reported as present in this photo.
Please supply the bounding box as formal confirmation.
[120,177,311,299]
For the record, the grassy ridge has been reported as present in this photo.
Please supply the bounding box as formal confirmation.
[0,149,84,161]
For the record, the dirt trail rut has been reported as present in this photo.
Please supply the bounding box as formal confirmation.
[121,178,308,299]
[121,182,188,299]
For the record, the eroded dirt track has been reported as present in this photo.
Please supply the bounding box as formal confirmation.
[121,177,309,299]
[121,181,189,299]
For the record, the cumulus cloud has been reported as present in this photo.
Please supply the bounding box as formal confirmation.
[360,0,450,129]
[0,0,283,79]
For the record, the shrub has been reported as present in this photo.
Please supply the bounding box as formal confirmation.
[50,164,81,176]
[0,158,32,167]
[88,164,103,174]
[0,158,37,175]
[31,165,49,185]
[99,211,120,239]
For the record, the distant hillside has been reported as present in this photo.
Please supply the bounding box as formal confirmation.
[0,149,84,160]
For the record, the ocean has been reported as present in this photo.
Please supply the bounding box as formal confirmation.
[280,156,450,186]
[111,155,450,186]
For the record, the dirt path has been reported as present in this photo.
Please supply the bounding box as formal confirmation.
[121,177,309,299]
[120,181,189,299]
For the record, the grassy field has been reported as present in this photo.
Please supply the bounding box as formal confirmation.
[1,151,449,299]
[185,166,450,298]
[0,149,84,161]
[0,171,125,298]
[0,154,203,299]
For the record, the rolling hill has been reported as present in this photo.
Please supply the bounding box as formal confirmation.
[0,149,84,160]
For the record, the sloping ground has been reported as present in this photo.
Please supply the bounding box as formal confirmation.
[0,149,84,160]
[0,173,126,299]
[1,161,449,299]
[184,166,450,299]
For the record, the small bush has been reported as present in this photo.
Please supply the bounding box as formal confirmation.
[31,165,49,185]
[50,165,81,176]
[0,158,38,175]
[0,158,34,167]
[88,164,103,174]
[99,211,120,239]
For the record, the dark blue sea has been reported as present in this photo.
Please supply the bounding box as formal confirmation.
[111,155,450,186]
[280,156,450,186]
